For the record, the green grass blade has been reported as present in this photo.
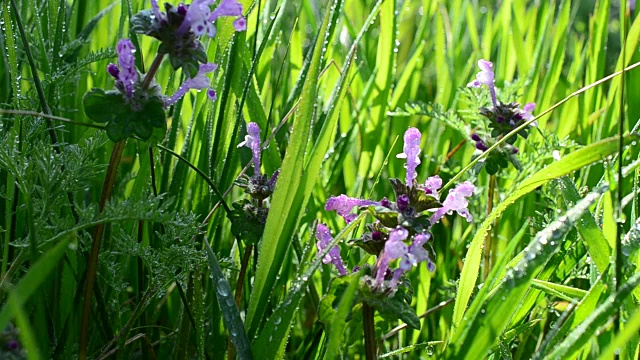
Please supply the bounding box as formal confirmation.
[559,176,611,274]
[204,238,252,359]
[245,0,341,335]
[251,213,366,359]
[0,235,72,331]
[450,187,606,359]
[450,134,639,336]
[547,270,640,359]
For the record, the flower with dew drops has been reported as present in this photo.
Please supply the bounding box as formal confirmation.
[108,39,139,98]
[316,223,348,276]
[396,127,422,187]
[375,227,409,285]
[237,122,262,175]
[430,181,475,224]
[468,59,497,109]
[325,195,378,223]
[423,175,442,199]
[165,63,218,107]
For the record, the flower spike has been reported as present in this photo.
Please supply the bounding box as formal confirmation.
[238,122,262,175]
[112,39,138,98]
[325,195,377,223]
[468,59,497,109]
[396,127,422,187]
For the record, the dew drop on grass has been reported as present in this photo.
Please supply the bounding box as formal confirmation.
[217,279,231,296]
[426,345,435,356]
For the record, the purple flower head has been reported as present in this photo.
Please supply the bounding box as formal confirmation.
[430,181,475,224]
[521,102,537,126]
[470,133,481,142]
[380,197,392,208]
[237,122,262,174]
[165,63,218,107]
[396,194,410,211]
[177,0,246,37]
[397,233,434,276]
[114,39,138,98]
[423,175,442,198]
[475,141,488,152]
[325,195,377,223]
[177,3,188,15]
[107,63,120,79]
[375,227,409,285]
[468,59,497,109]
[315,223,348,276]
[396,127,422,187]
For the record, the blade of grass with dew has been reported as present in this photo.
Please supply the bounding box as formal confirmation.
[449,187,606,359]
[251,213,366,359]
[245,0,342,336]
[530,279,588,302]
[559,176,611,274]
[546,269,640,359]
[450,134,639,336]
[204,238,252,359]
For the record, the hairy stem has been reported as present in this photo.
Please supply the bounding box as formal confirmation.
[141,53,165,90]
[363,303,377,360]
[79,140,127,360]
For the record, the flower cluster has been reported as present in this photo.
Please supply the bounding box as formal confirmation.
[467,59,536,174]
[85,0,246,142]
[228,122,280,244]
[132,0,245,78]
[316,127,475,294]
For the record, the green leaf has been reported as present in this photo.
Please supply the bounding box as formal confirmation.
[324,271,363,359]
[228,201,265,245]
[82,88,125,123]
[450,134,639,336]
[358,285,420,330]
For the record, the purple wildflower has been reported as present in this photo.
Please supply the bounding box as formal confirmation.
[107,63,120,79]
[470,133,481,142]
[396,194,410,211]
[475,141,488,152]
[165,63,218,106]
[237,122,262,174]
[396,127,422,187]
[325,195,377,223]
[398,233,434,274]
[430,181,475,224]
[375,227,409,285]
[630,0,636,12]
[177,0,246,37]
[522,102,537,126]
[423,175,442,198]
[316,223,348,276]
[468,59,497,109]
[112,39,138,98]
